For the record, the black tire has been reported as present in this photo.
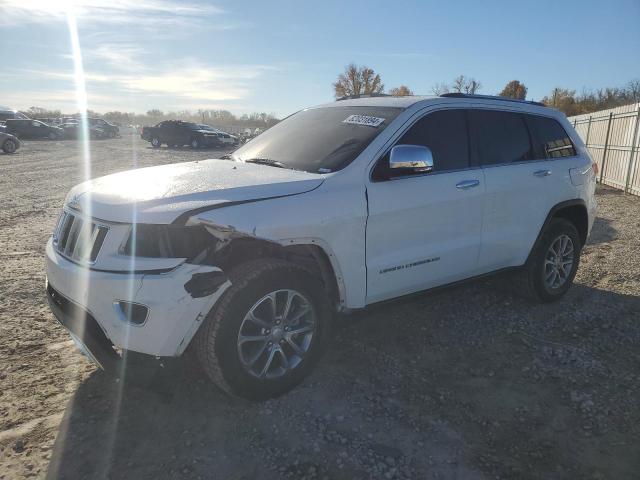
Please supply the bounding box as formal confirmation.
[195,258,331,400]
[190,137,201,149]
[150,137,161,148]
[48,131,57,140]
[2,139,17,154]
[518,218,582,303]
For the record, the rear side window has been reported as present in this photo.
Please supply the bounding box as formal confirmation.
[469,110,533,166]
[526,115,576,159]
[372,109,469,180]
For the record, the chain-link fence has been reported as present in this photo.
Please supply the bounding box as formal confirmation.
[569,103,640,196]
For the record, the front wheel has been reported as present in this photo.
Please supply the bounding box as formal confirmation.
[2,139,18,154]
[195,258,331,400]
[519,218,582,302]
[48,132,58,140]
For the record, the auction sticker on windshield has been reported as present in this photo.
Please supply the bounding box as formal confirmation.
[342,115,386,127]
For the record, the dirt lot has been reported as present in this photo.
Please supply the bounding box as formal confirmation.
[1,136,639,480]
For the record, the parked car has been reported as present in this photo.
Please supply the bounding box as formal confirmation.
[0,107,29,123]
[46,94,597,400]
[88,118,119,138]
[60,122,106,140]
[4,119,64,139]
[1,131,20,153]
[141,121,226,148]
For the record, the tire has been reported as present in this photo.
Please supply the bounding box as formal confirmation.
[195,258,332,400]
[150,137,161,148]
[2,139,17,154]
[190,137,201,149]
[108,130,116,139]
[48,132,57,140]
[518,218,582,303]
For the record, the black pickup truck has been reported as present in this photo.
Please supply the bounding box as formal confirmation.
[141,121,224,149]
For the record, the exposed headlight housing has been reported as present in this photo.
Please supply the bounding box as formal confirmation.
[121,224,212,260]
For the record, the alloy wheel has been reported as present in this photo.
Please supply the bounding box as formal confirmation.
[237,289,315,379]
[544,234,574,289]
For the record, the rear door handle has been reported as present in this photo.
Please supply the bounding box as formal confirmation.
[456,179,480,190]
[533,169,552,177]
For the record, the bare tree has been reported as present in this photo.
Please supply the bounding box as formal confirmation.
[388,85,414,96]
[431,82,450,95]
[451,75,466,93]
[333,63,384,98]
[464,78,481,94]
[626,79,640,103]
[434,75,481,95]
[499,80,528,100]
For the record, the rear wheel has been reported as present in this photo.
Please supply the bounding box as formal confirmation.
[48,132,57,140]
[195,258,331,400]
[190,137,201,149]
[519,218,582,302]
[2,138,17,154]
[150,137,161,148]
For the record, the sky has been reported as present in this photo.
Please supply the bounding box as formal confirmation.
[1,0,639,118]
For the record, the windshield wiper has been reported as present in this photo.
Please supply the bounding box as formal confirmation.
[244,158,288,169]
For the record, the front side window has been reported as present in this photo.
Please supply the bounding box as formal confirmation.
[526,115,576,159]
[469,110,533,166]
[231,106,403,173]
[372,109,470,180]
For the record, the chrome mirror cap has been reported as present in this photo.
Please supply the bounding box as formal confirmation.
[389,144,434,171]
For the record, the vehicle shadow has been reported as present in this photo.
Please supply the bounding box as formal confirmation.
[587,216,617,244]
[46,272,640,479]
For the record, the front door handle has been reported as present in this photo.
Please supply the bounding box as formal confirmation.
[533,169,552,177]
[456,179,480,190]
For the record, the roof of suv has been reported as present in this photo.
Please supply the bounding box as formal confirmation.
[314,94,551,114]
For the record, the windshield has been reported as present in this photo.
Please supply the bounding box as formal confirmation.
[232,106,403,173]
[197,124,216,131]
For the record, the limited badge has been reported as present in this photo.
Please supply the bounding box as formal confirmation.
[342,115,386,127]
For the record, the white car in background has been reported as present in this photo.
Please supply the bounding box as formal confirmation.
[45,94,597,400]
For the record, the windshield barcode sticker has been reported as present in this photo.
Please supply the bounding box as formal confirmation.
[342,115,386,127]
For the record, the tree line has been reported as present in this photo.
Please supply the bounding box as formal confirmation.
[332,63,640,116]
[21,106,280,129]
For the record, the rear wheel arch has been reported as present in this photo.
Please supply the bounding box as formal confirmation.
[529,200,588,262]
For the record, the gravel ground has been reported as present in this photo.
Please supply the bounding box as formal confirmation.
[1,137,639,480]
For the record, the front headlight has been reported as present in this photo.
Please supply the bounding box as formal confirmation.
[121,224,213,260]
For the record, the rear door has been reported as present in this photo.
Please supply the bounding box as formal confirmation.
[525,114,584,207]
[366,108,485,303]
[469,108,555,271]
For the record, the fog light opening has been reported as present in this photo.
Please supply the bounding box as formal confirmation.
[114,301,149,326]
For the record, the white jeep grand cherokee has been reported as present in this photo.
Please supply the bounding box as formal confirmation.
[46,94,597,399]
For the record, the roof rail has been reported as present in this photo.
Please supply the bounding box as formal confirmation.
[336,93,391,101]
[440,93,545,107]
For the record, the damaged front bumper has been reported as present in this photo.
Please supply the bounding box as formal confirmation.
[45,238,230,358]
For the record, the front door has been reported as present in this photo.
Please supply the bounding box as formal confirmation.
[366,108,484,303]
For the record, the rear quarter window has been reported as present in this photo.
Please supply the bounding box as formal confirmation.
[525,115,576,159]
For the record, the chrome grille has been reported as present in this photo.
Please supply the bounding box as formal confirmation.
[53,211,108,263]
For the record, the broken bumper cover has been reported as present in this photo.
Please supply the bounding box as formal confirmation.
[45,238,230,357]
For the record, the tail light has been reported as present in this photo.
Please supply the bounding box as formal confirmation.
[592,161,599,176]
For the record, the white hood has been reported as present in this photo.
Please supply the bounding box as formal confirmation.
[65,158,324,224]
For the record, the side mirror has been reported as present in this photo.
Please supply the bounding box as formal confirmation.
[389,145,434,172]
